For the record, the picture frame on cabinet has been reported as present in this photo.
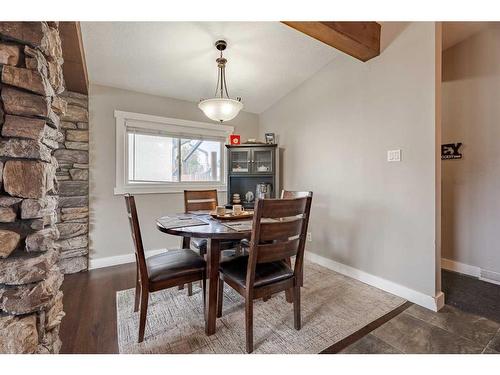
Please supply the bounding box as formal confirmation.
[265,132,275,144]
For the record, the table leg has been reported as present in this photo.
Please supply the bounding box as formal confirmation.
[205,238,221,335]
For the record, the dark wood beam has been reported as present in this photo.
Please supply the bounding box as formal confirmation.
[282,22,381,62]
[59,22,88,94]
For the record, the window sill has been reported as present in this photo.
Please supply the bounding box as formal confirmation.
[114,183,228,195]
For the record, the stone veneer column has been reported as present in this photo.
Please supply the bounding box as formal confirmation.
[54,91,89,274]
[0,22,66,353]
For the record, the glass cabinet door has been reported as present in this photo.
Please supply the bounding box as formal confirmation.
[252,149,273,173]
[230,149,251,173]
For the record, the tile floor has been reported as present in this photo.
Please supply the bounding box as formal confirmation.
[341,270,500,354]
[341,305,500,354]
[442,270,500,323]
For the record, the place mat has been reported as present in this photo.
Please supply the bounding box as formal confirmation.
[116,261,406,354]
[221,218,278,231]
[157,215,208,230]
[221,220,253,231]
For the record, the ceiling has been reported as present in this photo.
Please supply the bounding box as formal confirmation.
[442,22,492,51]
[80,22,341,114]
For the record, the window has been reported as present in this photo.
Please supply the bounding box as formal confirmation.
[115,111,233,194]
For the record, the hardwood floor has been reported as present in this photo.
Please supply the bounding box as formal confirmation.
[59,263,500,354]
[59,262,405,354]
[60,263,136,354]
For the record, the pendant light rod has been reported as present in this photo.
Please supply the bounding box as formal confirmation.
[214,40,231,99]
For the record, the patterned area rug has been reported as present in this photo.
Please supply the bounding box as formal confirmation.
[116,261,405,354]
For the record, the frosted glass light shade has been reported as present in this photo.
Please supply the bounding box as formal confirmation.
[198,98,243,122]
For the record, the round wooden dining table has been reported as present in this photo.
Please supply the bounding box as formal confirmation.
[156,214,251,336]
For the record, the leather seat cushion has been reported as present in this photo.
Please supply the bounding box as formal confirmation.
[220,256,293,288]
[191,238,241,252]
[220,249,243,263]
[146,249,205,283]
[191,237,208,250]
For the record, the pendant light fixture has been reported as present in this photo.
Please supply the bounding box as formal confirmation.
[199,40,243,123]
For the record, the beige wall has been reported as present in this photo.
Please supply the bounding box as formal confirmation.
[89,84,259,261]
[442,26,500,277]
[259,23,440,298]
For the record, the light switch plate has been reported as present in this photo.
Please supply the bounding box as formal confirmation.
[387,149,401,162]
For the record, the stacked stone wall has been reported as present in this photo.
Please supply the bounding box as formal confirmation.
[0,21,70,353]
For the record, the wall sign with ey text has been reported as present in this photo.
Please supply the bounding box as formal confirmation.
[441,143,463,160]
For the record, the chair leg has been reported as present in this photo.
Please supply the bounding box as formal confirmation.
[187,283,193,296]
[245,297,254,353]
[217,279,224,318]
[178,284,184,290]
[293,286,301,330]
[202,274,207,311]
[138,289,149,343]
[262,295,271,302]
[134,271,141,312]
[285,257,294,303]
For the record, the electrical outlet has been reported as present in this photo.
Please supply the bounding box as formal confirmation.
[307,232,312,242]
[387,149,401,162]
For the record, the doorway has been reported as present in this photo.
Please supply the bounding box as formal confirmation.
[440,22,500,322]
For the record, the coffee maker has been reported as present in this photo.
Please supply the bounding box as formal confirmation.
[255,182,272,199]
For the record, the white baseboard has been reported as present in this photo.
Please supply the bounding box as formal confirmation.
[89,248,446,311]
[88,249,165,270]
[441,258,480,277]
[306,252,444,312]
[442,258,500,286]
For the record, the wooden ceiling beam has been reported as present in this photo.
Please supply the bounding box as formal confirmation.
[59,21,88,94]
[282,21,381,62]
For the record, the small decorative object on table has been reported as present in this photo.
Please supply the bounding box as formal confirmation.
[230,134,241,145]
[265,133,275,144]
[210,209,253,220]
[233,204,243,215]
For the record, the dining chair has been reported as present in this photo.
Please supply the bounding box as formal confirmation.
[124,194,206,343]
[280,190,312,288]
[242,190,313,302]
[183,189,242,295]
[281,190,313,200]
[217,195,313,353]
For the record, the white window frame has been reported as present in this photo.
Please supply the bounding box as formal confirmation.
[114,110,234,194]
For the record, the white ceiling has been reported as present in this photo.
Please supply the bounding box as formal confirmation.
[80,22,340,114]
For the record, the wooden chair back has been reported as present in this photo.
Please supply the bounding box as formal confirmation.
[246,195,313,287]
[184,189,219,213]
[124,194,149,283]
[281,190,313,199]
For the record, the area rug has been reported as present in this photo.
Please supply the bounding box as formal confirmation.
[116,261,405,354]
